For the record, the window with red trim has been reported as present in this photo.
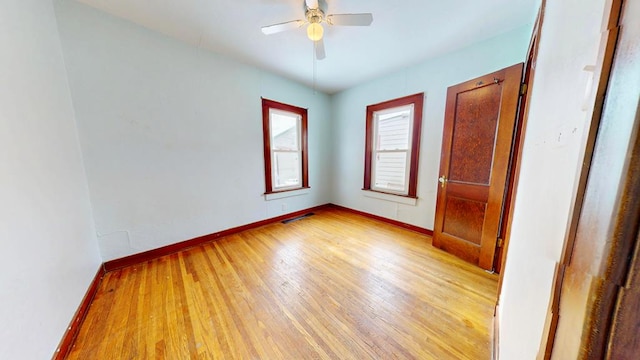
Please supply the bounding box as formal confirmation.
[364,93,424,197]
[262,98,309,194]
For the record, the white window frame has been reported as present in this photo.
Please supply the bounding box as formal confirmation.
[269,108,302,191]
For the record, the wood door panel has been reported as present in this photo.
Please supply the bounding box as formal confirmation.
[438,233,482,264]
[433,63,523,270]
[449,85,502,185]
[446,183,490,203]
[442,197,486,245]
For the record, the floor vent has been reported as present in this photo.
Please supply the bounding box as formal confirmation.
[281,212,315,224]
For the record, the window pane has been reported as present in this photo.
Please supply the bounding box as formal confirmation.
[376,110,411,151]
[373,152,407,191]
[271,112,299,151]
[273,151,300,188]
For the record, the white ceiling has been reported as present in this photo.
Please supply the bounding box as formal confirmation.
[75,0,538,94]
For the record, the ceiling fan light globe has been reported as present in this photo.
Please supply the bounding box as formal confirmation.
[307,23,323,41]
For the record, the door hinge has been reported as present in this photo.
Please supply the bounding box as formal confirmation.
[497,237,504,248]
[520,83,528,96]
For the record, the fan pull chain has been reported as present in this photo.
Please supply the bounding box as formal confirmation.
[312,42,317,94]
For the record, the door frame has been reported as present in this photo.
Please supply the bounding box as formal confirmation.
[493,0,626,357]
[492,4,544,354]
[495,0,546,295]
[538,0,631,357]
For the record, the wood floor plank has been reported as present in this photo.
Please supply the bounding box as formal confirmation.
[66,207,498,359]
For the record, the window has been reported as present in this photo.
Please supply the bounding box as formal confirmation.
[262,98,308,194]
[364,93,424,197]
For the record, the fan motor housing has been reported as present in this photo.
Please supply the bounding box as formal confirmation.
[306,8,324,24]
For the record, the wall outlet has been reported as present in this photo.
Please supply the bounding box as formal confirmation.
[281,203,287,211]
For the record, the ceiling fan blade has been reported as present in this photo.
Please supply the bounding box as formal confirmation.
[305,0,319,10]
[326,13,373,26]
[261,20,305,35]
[315,39,326,60]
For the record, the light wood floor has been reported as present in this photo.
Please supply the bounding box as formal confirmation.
[67,207,498,359]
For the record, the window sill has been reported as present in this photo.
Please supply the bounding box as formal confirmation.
[361,190,417,206]
[264,187,311,201]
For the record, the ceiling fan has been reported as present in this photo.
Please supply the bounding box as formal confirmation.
[261,0,373,60]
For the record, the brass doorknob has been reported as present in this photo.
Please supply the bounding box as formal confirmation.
[438,175,448,188]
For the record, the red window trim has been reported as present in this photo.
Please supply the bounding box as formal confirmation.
[262,98,309,195]
[363,93,424,198]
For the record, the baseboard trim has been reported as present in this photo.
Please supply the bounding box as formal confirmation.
[103,203,432,272]
[52,265,105,360]
[331,204,433,236]
[103,203,333,271]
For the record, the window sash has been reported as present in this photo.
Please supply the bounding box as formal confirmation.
[268,108,302,191]
[272,150,302,190]
[372,150,409,193]
[269,109,301,151]
[371,104,414,195]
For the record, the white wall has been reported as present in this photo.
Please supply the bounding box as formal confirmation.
[0,0,102,358]
[0,1,598,358]
[498,0,606,358]
[54,0,333,261]
[330,26,531,229]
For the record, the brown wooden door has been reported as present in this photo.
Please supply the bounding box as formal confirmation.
[433,63,523,270]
